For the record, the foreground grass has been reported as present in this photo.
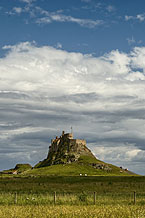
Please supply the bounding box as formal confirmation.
[0,205,145,218]
[0,191,145,206]
[0,176,145,217]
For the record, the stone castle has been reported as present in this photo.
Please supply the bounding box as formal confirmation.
[48,131,86,155]
[37,130,94,167]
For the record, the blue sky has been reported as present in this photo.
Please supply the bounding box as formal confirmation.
[0,0,145,55]
[1,0,145,175]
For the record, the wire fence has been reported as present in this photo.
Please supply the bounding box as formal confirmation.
[0,191,145,205]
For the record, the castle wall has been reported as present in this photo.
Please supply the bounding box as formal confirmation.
[63,133,73,139]
[75,139,86,145]
[48,132,86,157]
[48,138,60,153]
[69,139,86,146]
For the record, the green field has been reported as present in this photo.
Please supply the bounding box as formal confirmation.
[0,175,145,193]
[0,155,144,218]
[0,175,145,217]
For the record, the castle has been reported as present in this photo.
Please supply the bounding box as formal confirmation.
[39,130,93,166]
[48,131,86,155]
[36,130,94,167]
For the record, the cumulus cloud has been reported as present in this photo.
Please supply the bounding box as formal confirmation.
[1,42,145,174]
[90,143,145,174]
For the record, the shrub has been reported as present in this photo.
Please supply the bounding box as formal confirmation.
[78,192,88,202]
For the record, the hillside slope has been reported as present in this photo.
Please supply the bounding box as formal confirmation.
[2,131,136,176]
[28,131,134,176]
[23,155,134,177]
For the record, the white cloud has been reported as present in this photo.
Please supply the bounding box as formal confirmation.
[136,14,145,21]
[36,12,103,28]
[13,7,22,14]
[125,14,145,22]
[81,0,91,2]
[56,42,62,49]
[106,5,115,13]
[127,36,136,45]
[6,4,34,16]
[126,149,140,159]
[1,42,145,173]
[36,17,51,24]
[5,4,104,28]
[127,37,143,46]
[90,143,145,174]
[125,15,134,21]
[20,0,36,4]
[1,42,145,96]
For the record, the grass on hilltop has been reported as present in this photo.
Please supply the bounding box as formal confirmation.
[24,163,129,177]
[28,155,134,177]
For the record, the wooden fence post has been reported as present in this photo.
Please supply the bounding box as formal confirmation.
[15,192,17,204]
[134,191,136,204]
[94,192,96,205]
[54,191,56,204]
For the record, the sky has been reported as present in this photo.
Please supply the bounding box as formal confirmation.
[0,0,145,175]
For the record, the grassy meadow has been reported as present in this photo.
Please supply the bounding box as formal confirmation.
[0,175,145,193]
[0,175,145,217]
[1,154,145,218]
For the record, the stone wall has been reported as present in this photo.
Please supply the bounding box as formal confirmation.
[48,131,74,154]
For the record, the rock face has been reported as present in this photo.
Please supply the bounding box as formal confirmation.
[37,131,95,167]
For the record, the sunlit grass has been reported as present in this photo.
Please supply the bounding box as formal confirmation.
[0,175,145,217]
[0,205,145,218]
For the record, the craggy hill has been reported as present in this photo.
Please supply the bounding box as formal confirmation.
[2,131,135,176]
[33,131,134,176]
[35,131,97,168]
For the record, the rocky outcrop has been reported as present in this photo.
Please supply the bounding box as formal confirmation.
[89,163,112,171]
[48,131,95,165]
[36,131,96,167]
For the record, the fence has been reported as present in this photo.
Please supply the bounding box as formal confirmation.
[0,191,143,206]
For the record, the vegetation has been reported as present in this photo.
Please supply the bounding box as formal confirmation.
[0,175,144,194]
[0,174,145,217]
[14,164,32,172]
[2,163,32,174]
[1,205,145,218]
[23,154,135,177]
[0,147,143,217]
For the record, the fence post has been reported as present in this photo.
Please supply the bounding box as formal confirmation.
[134,191,136,204]
[15,192,17,204]
[94,192,96,205]
[54,191,56,204]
